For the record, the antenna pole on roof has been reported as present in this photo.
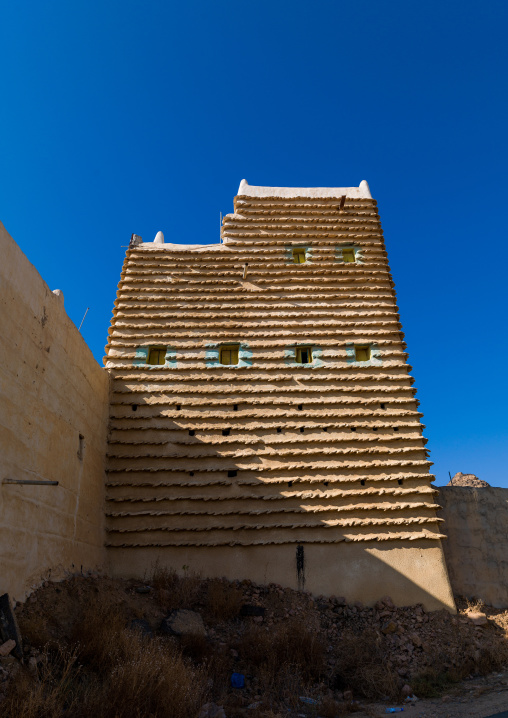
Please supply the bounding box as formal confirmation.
[78,307,90,332]
[449,471,453,485]
[220,212,222,243]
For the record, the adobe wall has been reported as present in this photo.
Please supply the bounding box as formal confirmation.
[104,182,456,613]
[437,487,508,608]
[110,540,455,612]
[0,221,109,602]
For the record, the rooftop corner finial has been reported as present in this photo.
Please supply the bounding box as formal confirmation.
[154,231,164,244]
[359,180,372,198]
[238,179,249,195]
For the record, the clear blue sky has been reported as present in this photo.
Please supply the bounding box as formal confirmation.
[1,1,507,487]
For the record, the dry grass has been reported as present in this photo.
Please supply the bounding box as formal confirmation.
[151,564,202,610]
[333,630,399,700]
[8,574,508,716]
[3,592,208,718]
[2,647,83,718]
[204,579,243,622]
[235,616,326,702]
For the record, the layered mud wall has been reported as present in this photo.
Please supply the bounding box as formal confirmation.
[104,184,455,611]
[0,222,109,601]
[438,487,508,608]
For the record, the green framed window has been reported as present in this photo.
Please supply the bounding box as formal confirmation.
[148,347,166,365]
[342,248,356,263]
[219,344,240,365]
[354,345,371,362]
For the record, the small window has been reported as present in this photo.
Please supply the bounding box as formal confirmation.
[219,345,240,365]
[355,345,371,362]
[148,347,166,365]
[342,248,356,263]
[292,248,306,264]
[296,347,312,364]
[228,470,237,478]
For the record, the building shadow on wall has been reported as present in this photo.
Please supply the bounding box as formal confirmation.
[107,391,454,610]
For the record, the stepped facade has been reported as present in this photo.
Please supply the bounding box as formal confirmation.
[104,180,455,610]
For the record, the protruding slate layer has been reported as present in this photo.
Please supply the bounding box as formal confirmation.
[104,188,443,550]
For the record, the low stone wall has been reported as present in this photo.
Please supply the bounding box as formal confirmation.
[437,487,508,608]
[0,221,109,602]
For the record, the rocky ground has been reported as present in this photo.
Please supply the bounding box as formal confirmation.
[447,472,490,487]
[1,570,508,717]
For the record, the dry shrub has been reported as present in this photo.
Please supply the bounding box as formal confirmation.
[179,632,212,663]
[2,646,83,718]
[17,611,54,650]
[69,593,128,671]
[4,593,208,718]
[91,637,207,718]
[237,617,325,697]
[205,579,243,621]
[334,629,399,700]
[411,667,457,698]
[476,635,508,674]
[151,564,202,609]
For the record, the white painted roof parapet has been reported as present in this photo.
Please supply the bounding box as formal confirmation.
[140,242,225,251]
[237,179,372,199]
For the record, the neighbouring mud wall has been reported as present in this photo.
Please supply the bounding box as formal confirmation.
[0,221,109,602]
[438,487,508,608]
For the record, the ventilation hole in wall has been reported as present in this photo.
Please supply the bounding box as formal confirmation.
[373,427,378,432]
[393,427,399,432]
[324,481,329,487]
[233,404,238,411]
[398,479,403,485]
[360,479,366,486]
[351,427,356,432]
[297,404,303,411]
[132,405,138,411]
[300,427,305,433]
[277,428,282,433]
[228,470,237,478]
[189,471,194,477]
[380,403,386,409]
[176,405,181,411]
[288,481,293,487]
[188,430,195,436]
[323,427,328,432]
[222,428,231,436]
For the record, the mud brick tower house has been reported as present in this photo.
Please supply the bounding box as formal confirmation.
[104,180,455,610]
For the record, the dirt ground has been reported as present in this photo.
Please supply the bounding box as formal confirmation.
[357,669,508,717]
[3,572,508,718]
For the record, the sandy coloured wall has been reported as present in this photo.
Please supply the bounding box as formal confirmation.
[0,221,109,602]
[104,182,455,611]
[437,487,508,608]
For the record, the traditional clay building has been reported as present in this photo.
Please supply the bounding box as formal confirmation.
[103,180,454,609]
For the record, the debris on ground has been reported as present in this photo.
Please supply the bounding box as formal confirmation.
[0,571,507,717]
